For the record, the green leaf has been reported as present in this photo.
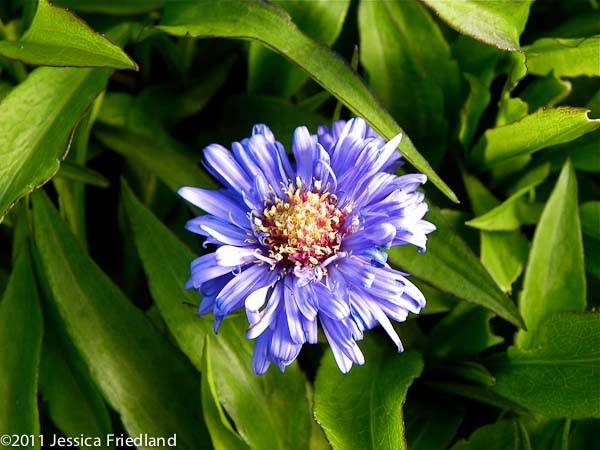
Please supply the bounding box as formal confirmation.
[358,0,462,168]
[420,0,532,51]
[491,312,600,419]
[525,36,600,78]
[53,0,164,15]
[122,184,313,450]
[0,0,136,69]
[466,163,550,231]
[520,73,572,112]
[157,0,458,203]
[121,182,210,370]
[463,172,529,292]
[31,192,210,450]
[55,160,109,188]
[450,419,531,450]
[38,310,113,446]
[459,73,491,150]
[201,340,250,450]
[0,66,111,223]
[516,160,586,349]
[472,107,600,168]
[388,206,526,329]
[248,0,350,97]
[314,339,423,450]
[207,315,313,450]
[427,303,503,358]
[95,125,215,192]
[0,249,42,444]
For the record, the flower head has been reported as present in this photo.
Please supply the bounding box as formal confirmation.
[179,118,435,374]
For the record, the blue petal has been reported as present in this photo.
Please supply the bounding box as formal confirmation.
[186,253,235,289]
[178,187,249,228]
[203,144,253,193]
[247,281,283,339]
[252,331,272,374]
[185,216,252,246]
[216,264,277,315]
[292,125,317,186]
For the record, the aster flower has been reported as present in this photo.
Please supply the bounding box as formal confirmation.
[179,118,435,374]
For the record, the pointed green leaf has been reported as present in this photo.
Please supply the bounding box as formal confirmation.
[31,192,210,450]
[491,312,600,419]
[208,316,313,450]
[459,73,492,150]
[0,250,42,445]
[388,206,525,329]
[201,340,250,450]
[157,0,458,203]
[0,66,110,223]
[420,0,532,51]
[0,0,136,69]
[39,312,113,446]
[248,0,350,97]
[450,419,531,450]
[462,172,529,293]
[466,163,550,231]
[358,0,462,168]
[525,36,600,78]
[122,184,313,450]
[473,107,600,168]
[121,182,211,370]
[314,339,423,450]
[516,160,586,349]
[56,161,110,188]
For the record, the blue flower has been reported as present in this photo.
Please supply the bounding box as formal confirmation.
[179,118,435,374]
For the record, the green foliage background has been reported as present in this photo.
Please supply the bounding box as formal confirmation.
[0,0,598,449]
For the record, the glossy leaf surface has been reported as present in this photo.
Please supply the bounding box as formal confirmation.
[0,0,136,69]
[0,67,110,223]
[516,160,586,349]
[157,0,458,202]
[314,339,423,450]
[473,107,600,167]
[525,36,600,77]
[32,192,210,450]
[0,251,42,445]
[420,0,532,51]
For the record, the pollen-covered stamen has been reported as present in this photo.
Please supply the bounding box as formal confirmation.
[254,179,349,268]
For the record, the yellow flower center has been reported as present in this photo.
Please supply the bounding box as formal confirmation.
[253,180,349,268]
